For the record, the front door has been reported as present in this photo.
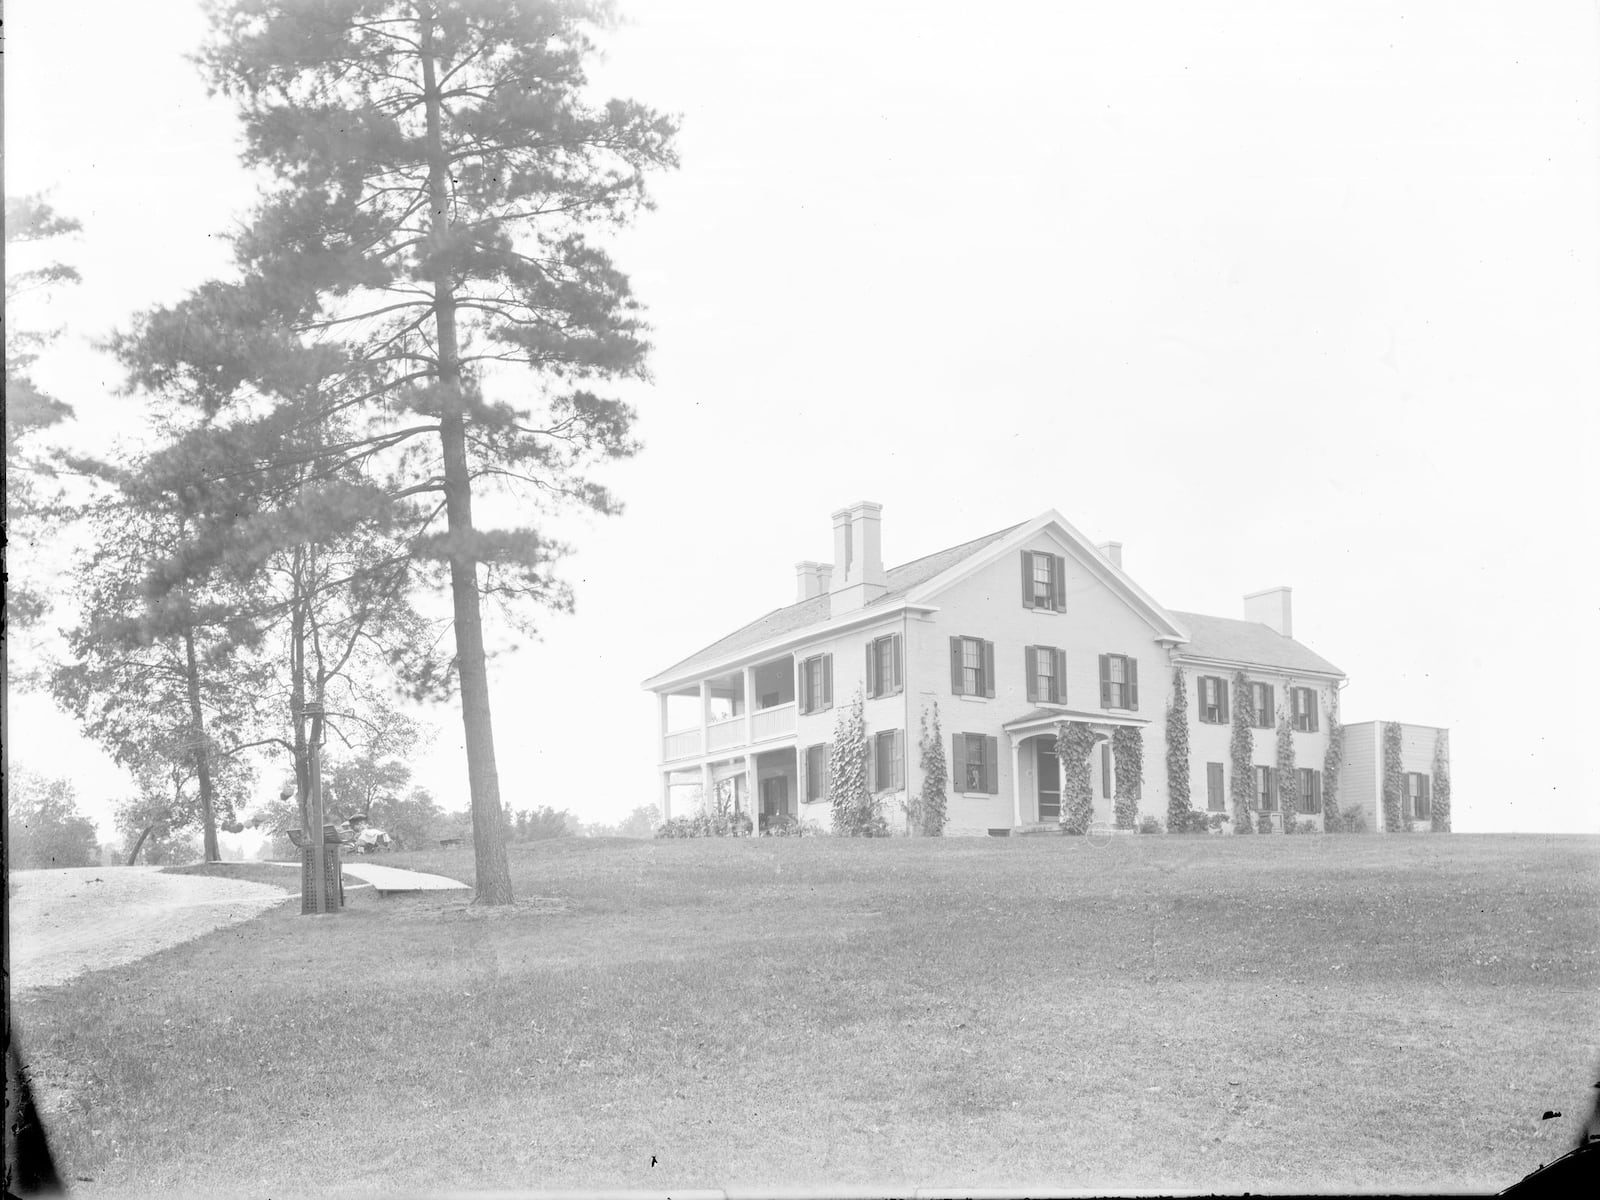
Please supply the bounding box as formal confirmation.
[760,776,788,818]
[1036,741,1061,822]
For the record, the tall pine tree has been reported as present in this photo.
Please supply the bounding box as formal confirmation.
[127,0,680,902]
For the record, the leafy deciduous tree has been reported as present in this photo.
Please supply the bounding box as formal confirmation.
[6,770,99,869]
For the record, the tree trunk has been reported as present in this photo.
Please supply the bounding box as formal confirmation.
[420,6,512,904]
[126,824,156,867]
[182,624,222,862]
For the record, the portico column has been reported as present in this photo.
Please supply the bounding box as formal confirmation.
[746,753,757,836]
[1011,736,1023,828]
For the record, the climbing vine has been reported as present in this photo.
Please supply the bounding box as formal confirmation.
[1322,696,1345,833]
[1430,729,1451,833]
[1229,670,1255,833]
[829,686,881,836]
[1112,726,1143,830]
[1056,721,1098,835]
[1381,720,1406,833]
[1275,706,1297,833]
[912,700,949,837]
[1166,669,1191,827]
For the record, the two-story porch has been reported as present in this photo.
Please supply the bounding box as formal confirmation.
[657,654,801,827]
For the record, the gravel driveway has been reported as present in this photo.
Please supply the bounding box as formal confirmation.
[8,866,291,992]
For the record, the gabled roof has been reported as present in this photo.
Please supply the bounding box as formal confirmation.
[644,524,1022,687]
[1168,610,1344,677]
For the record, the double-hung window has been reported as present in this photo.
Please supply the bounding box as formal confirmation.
[1251,682,1275,730]
[1026,645,1066,704]
[798,654,833,715]
[1290,686,1319,732]
[1256,765,1277,812]
[873,729,905,792]
[865,634,903,699]
[1406,772,1431,820]
[1296,767,1323,815]
[1020,550,1067,611]
[949,636,995,698]
[1198,675,1228,724]
[1206,762,1226,811]
[1099,654,1139,710]
[952,732,999,794]
[803,743,830,804]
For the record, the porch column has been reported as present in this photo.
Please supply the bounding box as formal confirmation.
[701,760,713,817]
[658,692,670,763]
[699,678,711,750]
[744,664,756,745]
[661,770,672,822]
[1011,737,1023,828]
[746,753,757,836]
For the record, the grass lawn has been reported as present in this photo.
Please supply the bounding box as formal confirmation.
[15,833,1598,1197]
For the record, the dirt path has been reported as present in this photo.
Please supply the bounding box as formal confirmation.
[8,866,291,992]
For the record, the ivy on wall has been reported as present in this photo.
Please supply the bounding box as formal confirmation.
[829,686,882,837]
[1166,669,1191,827]
[1430,729,1451,833]
[1322,694,1345,833]
[1275,705,1298,833]
[911,700,949,837]
[1229,670,1255,833]
[1112,726,1143,830]
[1056,721,1098,835]
[1381,720,1406,833]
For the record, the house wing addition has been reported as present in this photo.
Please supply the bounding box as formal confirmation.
[1168,610,1345,678]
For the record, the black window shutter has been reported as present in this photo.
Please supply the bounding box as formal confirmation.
[1025,646,1038,703]
[892,635,903,694]
[895,729,905,790]
[866,641,877,699]
[1218,678,1229,722]
[1099,654,1111,707]
[1101,743,1111,798]
[1312,769,1322,814]
[1021,551,1034,609]
[949,637,963,695]
[1128,658,1139,711]
[824,741,833,796]
[983,640,996,698]
[1054,648,1067,703]
[1309,691,1319,732]
[1265,685,1275,726]
[985,735,999,794]
[798,746,808,803]
[822,654,833,710]
[1053,554,1067,611]
[953,733,967,793]
[797,661,808,714]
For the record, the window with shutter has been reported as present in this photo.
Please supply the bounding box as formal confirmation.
[1257,765,1276,811]
[1101,654,1135,709]
[958,733,988,794]
[954,636,989,697]
[1251,682,1275,730]
[1200,676,1228,723]
[1291,687,1318,732]
[1031,646,1060,705]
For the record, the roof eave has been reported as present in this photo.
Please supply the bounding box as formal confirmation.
[641,600,941,692]
[1170,651,1346,681]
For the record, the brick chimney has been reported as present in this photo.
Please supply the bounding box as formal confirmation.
[1244,586,1292,637]
[829,501,887,613]
[795,562,827,602]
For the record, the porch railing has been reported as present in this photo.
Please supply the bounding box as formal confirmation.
[706,716,744,752]
[751,702,797,741]
[662,729,701,762]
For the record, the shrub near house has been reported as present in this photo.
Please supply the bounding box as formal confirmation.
[644,504,1448,837]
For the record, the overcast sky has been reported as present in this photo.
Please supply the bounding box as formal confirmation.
[8,0,1599,841]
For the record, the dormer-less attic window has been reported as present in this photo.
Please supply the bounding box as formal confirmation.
[1021,550,1067,611]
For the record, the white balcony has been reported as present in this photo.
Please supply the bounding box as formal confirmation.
[752,701,796,742]
[707,716,745,753]
[663,729,702,762]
